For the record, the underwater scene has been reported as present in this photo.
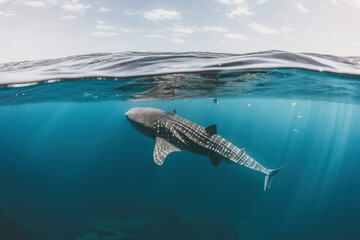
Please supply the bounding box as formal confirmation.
[1,51,360,240]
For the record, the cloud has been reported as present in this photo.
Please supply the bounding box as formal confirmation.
[142,34,184,44]
[98,6,109,12]
[96,20,115,30]
[249,22,278,34]
[216,0,255,18]
[119,27,143,33]
[224,33,249,41]
[169,25,230,36]
[94,20,142,35]
[143,34,167,39]
[124,10,142,15]
[329,0,360,8]
[281,26,294,32]
[60,15,76,20]
[216,0,245,5]
[170,38,184,43]
[143,9,181,21]
[0,0,9,4]
[171,26,195,34]
[294,3,309,13]
[227,5,254,17]
[23,1,46,7]
[62,0,91,12]
[200,26,229,32]
[257,0,267,3]
[0,10,15,17]
[92,20,117,37]
[91,31,117,37]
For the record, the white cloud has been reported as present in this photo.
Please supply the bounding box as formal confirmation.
[281,26,294,32]
[142,35,184,44]
[62,0,91,12]
[98,6,110,12]
[119,27,142,33]
[353,42,360,46]
[96,20,115,30]
[143,34,167,39]
[257,0,267,3]
[224,33,249,41]
[0,0,9,4]
[200,26,229,32]
[227,5,254,17]
[124,10,142,15]
[249,22,278,34]
[92,21,117,37]
[143,9,181,22]
[329,0,360,8]
[349,0,360,8]
[91,31,117,37]
[60,15,76,20]
[170,38,184,44]
[294,3,309,13]
[171,26,195,34]
[216,0,255,18]
[0,10,15,17]
[216,0,245,5]
[23,1,46,7]
[94,20,141,34]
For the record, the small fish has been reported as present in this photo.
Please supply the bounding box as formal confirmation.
[173,109,176,114]
[297,115,303,118]
[213,98,218,104]
[292,102,298,106]
[292,129,299,132]
[248,103,251,107]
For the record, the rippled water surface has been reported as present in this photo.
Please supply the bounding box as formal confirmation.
[0,51,360,240]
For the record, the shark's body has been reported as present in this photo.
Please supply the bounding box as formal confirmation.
[125,107,282,191]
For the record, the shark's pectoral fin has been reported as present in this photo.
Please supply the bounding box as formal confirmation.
[210,156,221,167]
[153,137,181,166]
[205,124,217,135]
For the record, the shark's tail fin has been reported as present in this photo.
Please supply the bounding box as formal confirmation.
[264,166,284,191]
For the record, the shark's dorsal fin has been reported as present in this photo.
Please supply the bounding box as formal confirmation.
[205,124,217,135]
[210,156,221,167]
[153,137,181,166]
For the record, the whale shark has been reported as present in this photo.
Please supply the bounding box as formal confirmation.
[125,107,282,191]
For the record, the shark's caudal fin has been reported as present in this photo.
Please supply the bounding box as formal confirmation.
[264,166,284,191]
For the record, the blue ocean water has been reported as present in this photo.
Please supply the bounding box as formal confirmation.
[0,51,360,240]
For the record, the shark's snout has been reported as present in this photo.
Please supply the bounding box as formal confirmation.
[125,108,143,122]
[125,108,136,119]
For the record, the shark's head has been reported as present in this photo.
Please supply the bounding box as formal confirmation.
[125,107,165,138]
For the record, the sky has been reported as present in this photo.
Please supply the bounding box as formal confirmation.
[0,0,360,62]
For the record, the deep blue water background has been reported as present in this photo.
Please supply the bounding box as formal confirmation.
[1,99,359,240]
[1,51,360,240]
